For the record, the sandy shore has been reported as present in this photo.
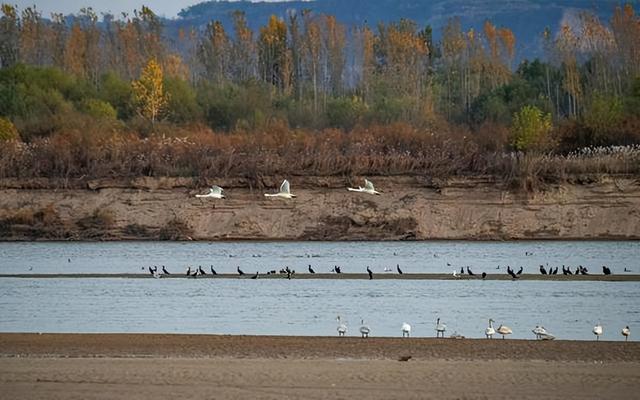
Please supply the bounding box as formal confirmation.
[2,273,639,281]
[1,334,639,399]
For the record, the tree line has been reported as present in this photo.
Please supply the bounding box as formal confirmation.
[0,3,639,182]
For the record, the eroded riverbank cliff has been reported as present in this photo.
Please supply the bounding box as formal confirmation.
[1,176,639,240]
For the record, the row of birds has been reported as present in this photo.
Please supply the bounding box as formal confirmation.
[195,179,380,199]
[336,316,633,342]
[146,263,616,279]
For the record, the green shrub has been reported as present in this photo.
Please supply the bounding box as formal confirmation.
[511,105,552,151]
[0,117,19,141]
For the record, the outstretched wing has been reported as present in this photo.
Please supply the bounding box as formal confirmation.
[210,185,223,195]
[280,179,290,194]
[364,179,375,191]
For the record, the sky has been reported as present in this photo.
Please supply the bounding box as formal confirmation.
[13,0,272,19]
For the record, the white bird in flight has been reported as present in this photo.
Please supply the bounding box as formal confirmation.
[195,185,225,199]
[264,180,296,199]
[347,179,380,195]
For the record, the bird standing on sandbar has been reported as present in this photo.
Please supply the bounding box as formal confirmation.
[486,319,496,339]
[497,324,513,339]
[622,326,631,341]
[308,265,315,274]
[162,266,170,275]
[397,264,403,274]
[210,266,217,275]
[336,316,347,337]
[401,322,411,338]
[360,319,371,338]
[435,318,447,338]
[367,266,373,280]
[237,266,245,276]
[593,323,603,341]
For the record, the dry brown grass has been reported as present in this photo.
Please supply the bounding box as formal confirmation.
[1,123,639,189]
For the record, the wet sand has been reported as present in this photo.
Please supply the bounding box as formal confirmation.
[2,273,639,281]
[1,334,639,399]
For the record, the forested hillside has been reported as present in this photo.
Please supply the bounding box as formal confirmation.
[0,2,639,185]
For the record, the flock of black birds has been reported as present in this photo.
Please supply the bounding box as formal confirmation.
[145,262,618,279]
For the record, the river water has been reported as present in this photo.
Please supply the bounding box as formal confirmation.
[0,241,638,340]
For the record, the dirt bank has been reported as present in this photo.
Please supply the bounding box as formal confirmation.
[1,334,639,400]
[1,176,639,240]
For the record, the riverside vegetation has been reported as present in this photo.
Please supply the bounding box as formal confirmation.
[0,3,639,188]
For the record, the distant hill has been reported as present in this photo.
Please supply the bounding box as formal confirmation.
[172,0,621,60]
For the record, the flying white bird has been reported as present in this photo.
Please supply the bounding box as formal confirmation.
[264,180,296,199]
[195,185,225,199]
[401,322,411,338]
[347,179,381,195]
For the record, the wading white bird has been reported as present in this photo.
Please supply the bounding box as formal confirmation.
[401,322,411,338]
[435,318,447,338]
[485,319,496,339]
[497,324,513,339]
[593,323,603,341]
[336,316,347,337]
[622,326,630,341]
[347,179,380,195]
[195,185,225,199]
[360,319,371,338]
[264,179,296,199]
[532,325,555,340]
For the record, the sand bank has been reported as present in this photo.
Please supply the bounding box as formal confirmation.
[1,334,639,399]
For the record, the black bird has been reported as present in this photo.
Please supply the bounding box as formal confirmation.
[539,265,547,275]
[190,269,198,278]
[552,267,558,275]
[460,267,465,275]
[308,265,315,274]
[199,266,206,275]
[566,266,572,275]
[237,266,245,276]
[481,272,487,279]
[466,266,475,276]
[186,267,191,276]
[210,266,217,275]
[506,266,513,275]
[507,267,519,279]
[287,270,292,280]
[162,266,170,275]
[581,267,589,275]
[517,267,523,275]
[367,266,373,280]
[575,266,580,275]
[251,271,258,279]
[148,267,156,276]
[397,264,403,274]
[335,266,342,274]
[562,265,568,275]
[603,266,611,275]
